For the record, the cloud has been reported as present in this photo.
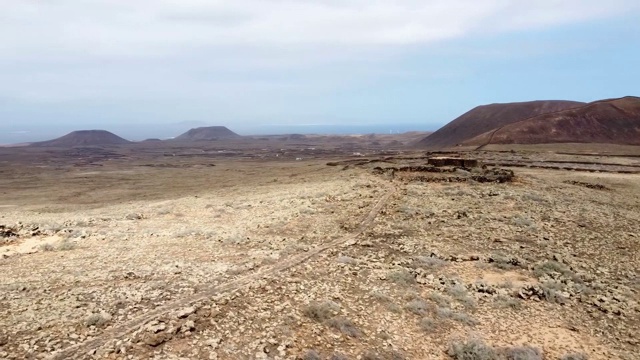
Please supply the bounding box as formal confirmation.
[0,0,638,104]
[1,0,637,59]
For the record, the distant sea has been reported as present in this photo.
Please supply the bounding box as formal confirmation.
[242,123,435,136]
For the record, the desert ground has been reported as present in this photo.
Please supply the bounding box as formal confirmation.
[1,141,639,360]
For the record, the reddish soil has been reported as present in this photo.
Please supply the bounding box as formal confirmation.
[416,100,584,148]
[465,96,640,146]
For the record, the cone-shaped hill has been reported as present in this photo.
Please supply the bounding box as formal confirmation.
[31,130,131,147]
[174,126,241,141]
[416,100,585,148]
[463,96,640,146]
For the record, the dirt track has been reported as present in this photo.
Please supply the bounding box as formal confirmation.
[2,148,639,360]
[46,184,397,359]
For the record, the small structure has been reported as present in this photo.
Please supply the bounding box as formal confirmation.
[428,157,479,168]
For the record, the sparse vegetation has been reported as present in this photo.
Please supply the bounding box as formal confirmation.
[84,313,110,327]
[419,317,437,332]
[521,193,547,203]
[302,350,321,360]
[494,295,522,310]
[386,303,403,313]
[533,261,580,282]
[337,255,357,264]
[540,282,568,304]
[446,283,468,298]
[4,141,639,359]
[573,283,594,296]
[223,233,246,244]
[57,239,77,251]
[330,353,349,360]
[370,290,393,303]
[303,301,359,337]
[448,337,497,360]
[451,312,478,326]
[429,292,451,307]
[39,243,55,252]
[303,301,340,322]
[399,205,419,218]
[406,299,429,315]
[458,295,477,309]
[299,206,317,215]
[125,213,143,220]
[436,307,477,326]
[489,254,524,270]
[387,350,407,360]
[413,255,448,269]
[361,351,383,360]
[446,283,476,308]
[512,215,534,228]
[363,349,406,360]
[387,269,416,285]
[503,346,543,360]
[448,338,542,360]
[226,265,245,276]
[327,317,361,337]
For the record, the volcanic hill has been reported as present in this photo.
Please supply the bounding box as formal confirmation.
[31,130,131,147]
[464,96,640,146]
[417,100,584,148]
[175,126,240,141]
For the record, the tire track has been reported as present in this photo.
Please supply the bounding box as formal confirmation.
[50,183,397,360]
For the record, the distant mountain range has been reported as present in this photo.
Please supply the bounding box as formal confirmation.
[417,96,640,148]
[26,127,241,147]
[22,126,427,148]
[16,98,640,149]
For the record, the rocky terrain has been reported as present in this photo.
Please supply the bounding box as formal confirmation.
[0,146,639,360]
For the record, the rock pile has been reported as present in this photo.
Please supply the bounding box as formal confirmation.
[427,157,479,168]
[0,225,19,239]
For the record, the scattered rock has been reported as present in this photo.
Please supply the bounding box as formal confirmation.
[563,180,609,190]
[0,225,19,242]
[176,306,196,319]
[145,322,167,334]
[471,281,498,295]
[181,320,196,333]
[125,213,144,220]
[518,285,546,301]
[143,332,171,347]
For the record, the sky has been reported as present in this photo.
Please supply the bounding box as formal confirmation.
[1,0,639,143]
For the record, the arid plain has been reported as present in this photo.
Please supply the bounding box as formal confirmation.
[1,138,639,360]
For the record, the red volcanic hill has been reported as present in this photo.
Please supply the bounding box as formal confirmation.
[31,130,131,147]
[416,100,585,148]
[464,96,640,146]
[174,126,240,141]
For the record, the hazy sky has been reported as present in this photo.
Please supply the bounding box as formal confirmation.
[1,1,639,143]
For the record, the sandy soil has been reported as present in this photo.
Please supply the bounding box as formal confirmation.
[0,146,638,360]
